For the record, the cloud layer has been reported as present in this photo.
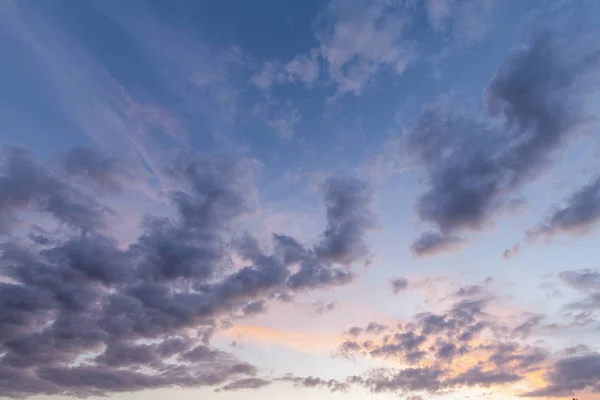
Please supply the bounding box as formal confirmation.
[406,33,600,255]
[0,147,375,397]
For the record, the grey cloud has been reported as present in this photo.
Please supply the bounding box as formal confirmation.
[338,297,492,365]
[512,314,545,338]
[311,300,337,315]
[365,322,389,335]
[241,300,267,316]
[346,327,363,337]
[331,293,552,397]
[220,377,272,391]
[529,176,600,239]
[485,342,548,371]
[365,367,445,394]
[563,344,590,356]
[560,269,600,292]
[62,147,130,194]
[316,177,376,265]
[280,375,349,392]
[502,243,521,260]
[559,269,600,318]
[523,353,600,397]
[282,177,376,290]
[455,284,485,298]
[0,149,375,397]
[449,366,521,387]
[410,232,464,257]
[0,147,111,235]
[33,361,254,397]
[391,277,408,294]
[407,34,599,255]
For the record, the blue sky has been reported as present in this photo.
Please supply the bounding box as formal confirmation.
[1,0,600,399]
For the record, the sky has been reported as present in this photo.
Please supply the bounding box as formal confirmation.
[1,0,600,399]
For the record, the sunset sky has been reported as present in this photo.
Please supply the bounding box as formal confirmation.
[1,1,600,399]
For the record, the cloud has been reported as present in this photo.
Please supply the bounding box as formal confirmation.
[410,232,465,257]
[512,314,545,339]
[220,377,272,391]
[315,177,376,266]
[0,147,112,235]
[406,33,600,255]
[0,2,191,191]
[62,147,136,195]
[0,148,375,397]
[502,243,522,260]
[316,0,415,96]
[528,175,600,239]
[311,300,337,315]
[560,269,600,292]
[327,293,558,397]
[251,0,415,97]
[558,269,600,320]
[448,366,521,387]
[391,277,409,294]
[522,353,600,397]
[251,49,321,91]
[279,375,349,392]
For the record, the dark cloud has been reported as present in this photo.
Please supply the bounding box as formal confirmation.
[315,177,376,265]
[241,300,267,316]
[329,294,554,397]
[0,147,112,235]
[410,232,464,257]
[62,147,131,194]
[364,367,445,394]
[523,353,600,397]
[529,176,600,239]
[0,149,375,397]
[406,34,599,255]
[391,277,408,294]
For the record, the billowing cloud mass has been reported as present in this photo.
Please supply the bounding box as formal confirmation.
[0,147,375,398]
[292,289,561,398]
[406,33,600,255]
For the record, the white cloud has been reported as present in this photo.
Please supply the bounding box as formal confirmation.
[318,0,415,96]
[284,48,321,86]
[251,0,415,97]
